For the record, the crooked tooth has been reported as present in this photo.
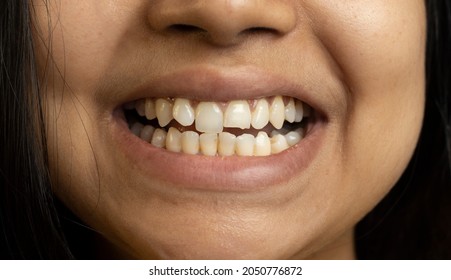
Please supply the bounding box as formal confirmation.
[173,98,195,126]
[145,98,157,120]
[236,134,255,156]
[166,127,182,152]
[131,122,144,137]
[181,131,200,155]
[294,100,304,122]
[251,99,270,129]
[136,99,146,117]
[151,128,167,148]
[156,99,174,127]
[269,96,285,129]
[199,133,218,156]
[218,132,236,156]
[195,102,223,133]
[254,132,271,156]
[271,134,289,154]
[285,130,302,147]
[224,100,251,129]
[140,125,155,142]
[285,98,296,123]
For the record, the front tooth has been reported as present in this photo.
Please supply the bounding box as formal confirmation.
[173,98,195,126]
[151,128,167,148]
[285,130,302,147]
[145,98,157,120]
[199,133,218,156]
[271,134,289,154]
[285,98,296,123]
[218,132,236,156]
[166,127,182,152]
[236,134,255,156]
[131,122,144,137]
[254,132,271,156]
[269,96,285,129]
[223,100,251,129]
[140,125,155,142]
[181,131,200,155]
[251,99,270,129]
[294,100,304,122]
[156,98,174,127]
[136,99,146,117]
[195,102,223,133]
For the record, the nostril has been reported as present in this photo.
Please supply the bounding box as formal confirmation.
[242,26,279,36]
[169,24,207,34]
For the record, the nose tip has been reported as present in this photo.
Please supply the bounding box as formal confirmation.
[147,0,297,46]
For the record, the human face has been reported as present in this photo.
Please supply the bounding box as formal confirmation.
[33,0,426,259]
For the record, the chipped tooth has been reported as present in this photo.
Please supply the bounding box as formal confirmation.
[269,96,285,129]
[181,131,200,155]
[124,101,135,110]
[195,102,223,133]
[166,127,182,152]
[236,134,255,156]
[136,99,146,117]
[251,99,270,129]
[285,131,302,147]
[151,128,167,148]
[224,100,251,129]
[199,133,218,156]
[285,98,296,123]
[218,132,236,156]
[131,122,144,137]
[145,98,157,120]
[254,132,271,156]
[271,134,289,154]
[294,100,304,122]
[173,98,195,126]
[156,99,174,127]
[140,125,155,142]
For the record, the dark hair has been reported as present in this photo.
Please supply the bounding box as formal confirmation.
[0,0,450,259]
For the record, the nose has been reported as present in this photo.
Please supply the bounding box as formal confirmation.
[147,0,297,46]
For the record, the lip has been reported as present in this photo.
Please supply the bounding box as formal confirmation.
[110,65,328,191]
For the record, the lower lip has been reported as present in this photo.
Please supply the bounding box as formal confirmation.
[111,110,326,192]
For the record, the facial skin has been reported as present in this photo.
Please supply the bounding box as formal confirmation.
[32,0,426,259]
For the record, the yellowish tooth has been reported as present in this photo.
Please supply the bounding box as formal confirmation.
[166,127,182,152]
[218,132,236,156]
[145,98,157,120]
[294,100,304,122]
[131,122,144,137]
[285,130,302,147]
[136,99,146,117]
[236,134,255,156]
[181,131,200,155]
[223,100,251,129]
[251,99,270,129]
[269,96,285,129]
[271,134,289,154]
[199,133,218,156]
[151,128,167,148]
[155,98,173,127]
[285,98,296,123]
[140,125,155,142]
[195,102,223,133]
[173,98,195,126]
[254,132,271,156]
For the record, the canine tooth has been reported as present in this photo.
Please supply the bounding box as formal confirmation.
[218,132,236,156]
[254,132,271,156]
[269,96,285,129]
[136,99,146,117]
[271,134,289,154]
[131,122,144,137]
[140,125,155,142]
[224,100,251,129]
[236,134,255,156]
[181,131,200,155]
[166,127,182,152]
[156,99,173,127]
[195,102,223,133]
[145,99,157,120]
[294,100,304,122]
[151,128,167,148]
[200,133,218,156]
[285,131,302,147]
[173,98,195,126]
[251,99,270,129]
[285,98,296,123]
